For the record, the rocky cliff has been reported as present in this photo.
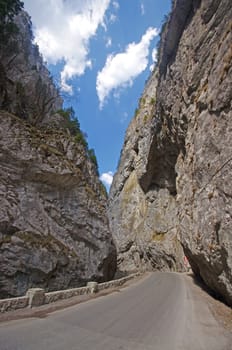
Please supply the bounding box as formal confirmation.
[108,71,185,273]
[0,12,116,298]
[0,11,62,125]
[109,0,232,305]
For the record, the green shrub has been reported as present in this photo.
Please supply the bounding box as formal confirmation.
[57,107,100,175]
[88,148,99,175]
[57,107,81,136]
[99,182,108,198]
[143,114,148,123]
[150,97,156,105]
[134,108,139,118]
[74,132,88,150]
[139,97,146,107]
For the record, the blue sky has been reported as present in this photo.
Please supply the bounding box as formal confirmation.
[23,0,171,190]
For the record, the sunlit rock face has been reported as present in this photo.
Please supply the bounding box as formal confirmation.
[109,0,232,305]
[108,71,185,275]
[0,12,116,298]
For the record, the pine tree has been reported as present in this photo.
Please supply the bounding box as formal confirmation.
[0,0,24,22]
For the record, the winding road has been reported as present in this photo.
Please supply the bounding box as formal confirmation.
[0,272,230,350]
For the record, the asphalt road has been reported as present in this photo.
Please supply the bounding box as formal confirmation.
[0,272,230,350]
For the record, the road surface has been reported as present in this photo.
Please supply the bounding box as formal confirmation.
[0,272,230,350]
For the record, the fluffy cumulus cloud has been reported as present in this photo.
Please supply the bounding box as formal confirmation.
[23,0,111,93]
[150,47,158,71]
[152,47,158,62]
[100,171,114,187]
[96,27,159,108]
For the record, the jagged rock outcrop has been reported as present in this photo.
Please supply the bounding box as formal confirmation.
[109,0,232,305]
[0,12,116,298]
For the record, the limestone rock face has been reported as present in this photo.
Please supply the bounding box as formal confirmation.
[108,72,185,274]
[109,0,232,305]
[155,0,232,305]
[0,112,116,297]
[0,11,62,125]
[0,12,116,298]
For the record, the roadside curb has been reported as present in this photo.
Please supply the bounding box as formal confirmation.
[0,272,141,314]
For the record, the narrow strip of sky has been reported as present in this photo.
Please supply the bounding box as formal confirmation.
[23,0,172,191]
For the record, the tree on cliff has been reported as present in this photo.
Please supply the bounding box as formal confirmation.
[0,0,24,47]
[0,0,24,113]
[0,0,24,43]
[0,0,24,22]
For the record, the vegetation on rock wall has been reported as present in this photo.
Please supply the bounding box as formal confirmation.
[0,0,23,29]
[0,6,100,177]
[0,0,24,20]
[56,108,99,174]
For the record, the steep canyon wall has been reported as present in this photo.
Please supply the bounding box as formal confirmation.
[0,12,116,297]
[109,0,232,305]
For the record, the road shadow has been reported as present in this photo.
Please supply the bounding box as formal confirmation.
[188,271,227,305]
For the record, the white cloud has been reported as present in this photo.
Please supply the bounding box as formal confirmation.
[109,1,119,24]
[23,0,111,93]
[120,111,129,123]
[96,27,159,108]
[150,47,158,71]
[141,3,145,15]
[112,1,120,10]
[109,13,117,23]
[152,48,158,62]
[106,37,112,48]
[100,171,114,186]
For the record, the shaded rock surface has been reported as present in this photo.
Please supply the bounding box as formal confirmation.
[0,12,116,298]
[0,11,62,125]
[109,0,232,305]
[0,112,116,298]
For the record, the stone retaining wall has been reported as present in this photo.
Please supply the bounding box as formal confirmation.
[44,286,92,305]
[98,274,139,291]
[0,296,29,313]
[0,273,140,313]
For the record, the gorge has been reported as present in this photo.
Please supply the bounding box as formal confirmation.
[0,0,231,308]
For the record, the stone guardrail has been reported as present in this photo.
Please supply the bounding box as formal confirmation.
[0,273,141,313]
